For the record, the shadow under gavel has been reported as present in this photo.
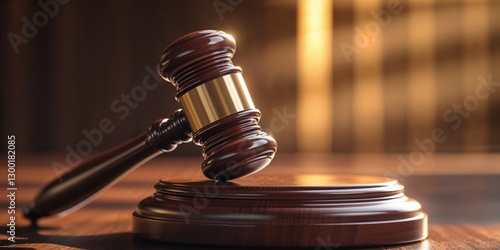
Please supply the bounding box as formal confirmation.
[24,30,277,224]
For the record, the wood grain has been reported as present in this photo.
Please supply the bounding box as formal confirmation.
[1,154,499,249]
[133,175,426,247]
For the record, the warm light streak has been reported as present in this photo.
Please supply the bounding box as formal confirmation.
[297,0,333,152]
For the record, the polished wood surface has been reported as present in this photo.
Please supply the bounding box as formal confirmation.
[1,153,500,249]
[159,30,277,181]
[133,175,426,247]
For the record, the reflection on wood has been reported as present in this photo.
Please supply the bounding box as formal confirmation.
[133,174,427,247]
[2,154,499,249]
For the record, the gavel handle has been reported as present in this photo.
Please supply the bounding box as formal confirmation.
[24,109,192,224]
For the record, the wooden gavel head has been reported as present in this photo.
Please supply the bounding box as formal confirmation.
[159,30,277,181]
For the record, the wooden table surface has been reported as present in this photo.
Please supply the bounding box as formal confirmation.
[1,153,499,249]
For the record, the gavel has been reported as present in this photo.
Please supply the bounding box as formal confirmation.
[24,30,278,224]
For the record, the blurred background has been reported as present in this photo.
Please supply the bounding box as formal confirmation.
[1,0,499,157]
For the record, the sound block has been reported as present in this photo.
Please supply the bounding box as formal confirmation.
[132,175,427,247]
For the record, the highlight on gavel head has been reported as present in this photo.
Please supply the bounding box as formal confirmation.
[159,30,277,181]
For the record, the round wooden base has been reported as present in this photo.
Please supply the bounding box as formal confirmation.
[132,175,427,247]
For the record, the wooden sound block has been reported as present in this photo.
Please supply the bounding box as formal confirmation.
[132,175,427,247]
